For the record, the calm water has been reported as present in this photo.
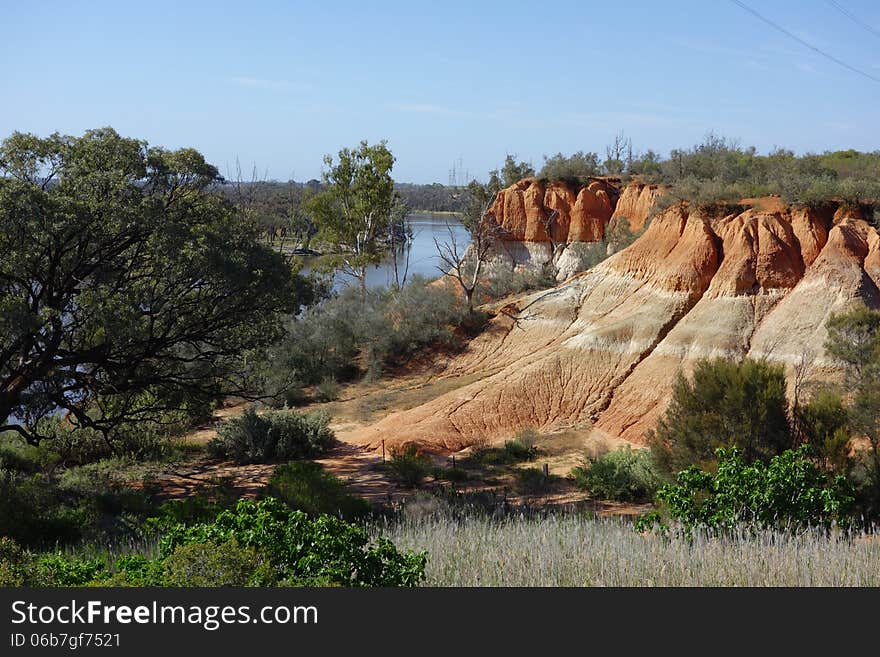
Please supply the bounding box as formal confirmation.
[308,212,471,291]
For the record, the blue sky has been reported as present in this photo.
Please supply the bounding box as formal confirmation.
[2,0,879,183]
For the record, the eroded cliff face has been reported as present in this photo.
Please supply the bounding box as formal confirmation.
[351,202,880,453]
[484,178,658,281]
[490,178,616,243]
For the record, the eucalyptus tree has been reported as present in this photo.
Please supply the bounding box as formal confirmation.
[308,140,399,292]
[0,128,303,444]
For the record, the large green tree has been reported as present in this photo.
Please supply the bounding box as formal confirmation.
[650,358,793,473]
[308,140,400,292]
[825,305,880,516]
[0,128,301,443]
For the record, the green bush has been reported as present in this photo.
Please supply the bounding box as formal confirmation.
[385,445,433,488]
[571,446,662,502]
[794,390,851,471]
[502,430,539,461]
[513,467,555,494]
[0,469,85,547]
[144,478,240,532]
[259,277,472,401]
[651,358,792,474]
[567,241,610,272]
[481,268,556,301]
[161,539,275,587]
[0,537,42,586]
[159,498,426,586]
[264,461,371,519]
[315,377,341,402]
[36,554,108,586]
[433,466,469,483]
[655,446,854,532]
[207,408,334,464]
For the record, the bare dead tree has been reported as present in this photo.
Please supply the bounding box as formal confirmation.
[790,347,816,442]
[604,131,632,175]
[541,209,565,278]
[388,202,413,290]
[434,207,503,314]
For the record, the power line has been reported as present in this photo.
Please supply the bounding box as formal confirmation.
[729,0,880,84]
[825,0,880,42]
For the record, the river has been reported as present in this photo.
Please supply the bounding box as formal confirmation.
[307,212,471,292]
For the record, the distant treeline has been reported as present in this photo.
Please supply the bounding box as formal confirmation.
[532,133,880,212]
[216,179,466,215]
[215,133,880,249]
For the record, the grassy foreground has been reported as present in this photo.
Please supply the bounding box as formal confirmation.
[372,512,880,586]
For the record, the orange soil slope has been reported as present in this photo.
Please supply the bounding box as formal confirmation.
[351,202,880,453]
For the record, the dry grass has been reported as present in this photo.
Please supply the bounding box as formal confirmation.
[372,512,880,586]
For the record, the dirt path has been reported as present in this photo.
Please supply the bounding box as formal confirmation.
[148,374,645,516]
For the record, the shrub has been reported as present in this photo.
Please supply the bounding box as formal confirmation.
[103,555,168,587]
[434,466,469,483]
[385,445,433,488]
[264,461,371,519]
[0,469,85,547]
[513,467,555,494]
[539,151,601,182]
[315,377,341,402]
[567,241,610,272]
[36,554,108,586]
[207,408,334,464]
[159,498,426,586]
[503,429,539,461]
[481,268,556,301]
[794,390,851,471]
[650,358,792,474]
[144,477,239,532]
[259,277,473,401]
[161,539,275,587]
[571,446,662,502]
[655,446,854,532]
[0,537,42,586]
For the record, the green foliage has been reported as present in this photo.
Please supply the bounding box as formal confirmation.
[37,553,108,586]
[465,432,541,468]
[503,429,539,461]
[207,408,334,464]
[491,154,535,188]
[794,390,851,472]
[160,539,275,587]
[0,537,43,586]
[539,151,601,183]
[567,241,611,272]
[315,377,341,402]
[308,140,399,288]
[564,216,643,274]
[0,468,86,547]
[433,466,469,483]
[0,128,302,444]
[144,478,239,532]
[480,268,556,301]
[627,134,880,209]
[102,554,168,587]
[824,305,880,519]
[571,446,662,502]
[7,498,424,587]
[513,467,556,494]
[260,277,471,399]
[385,445,433,488]
[651,358,792,474]
[159,498,426,586]
[655,446,854,532]
[264,461,371,520]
